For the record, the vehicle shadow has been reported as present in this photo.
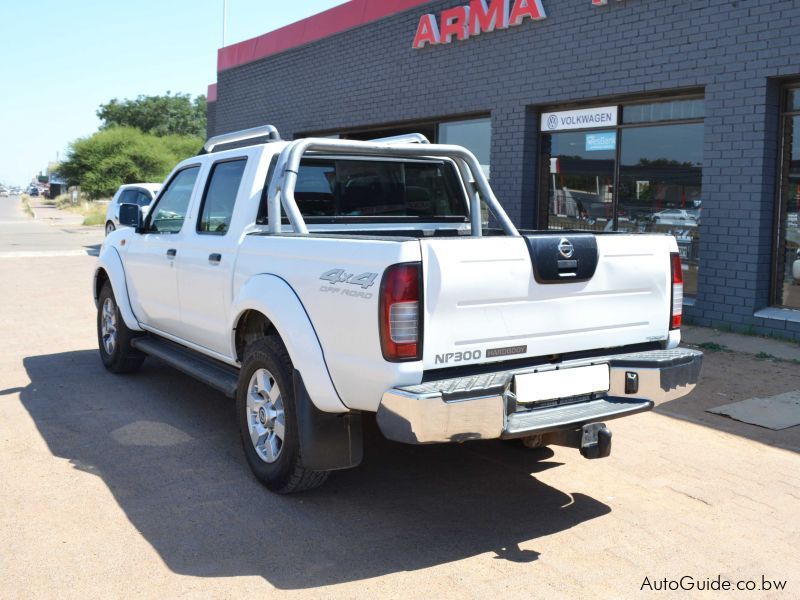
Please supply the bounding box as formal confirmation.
[20,350,610,589]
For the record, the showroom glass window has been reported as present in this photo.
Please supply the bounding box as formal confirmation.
[439,118,492,179]
[775,88,800,309]
[541,98,704,296]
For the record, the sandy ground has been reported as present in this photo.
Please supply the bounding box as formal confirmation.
[0,202,797,598]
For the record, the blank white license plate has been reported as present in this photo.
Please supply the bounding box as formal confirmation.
[514,364,610,404]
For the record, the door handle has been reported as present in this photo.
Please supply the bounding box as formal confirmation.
[209,253,222,265]
[166,249,177,258]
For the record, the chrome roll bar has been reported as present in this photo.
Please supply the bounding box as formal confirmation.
[265,137,519,238]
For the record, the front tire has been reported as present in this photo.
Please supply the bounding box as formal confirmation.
[97,281,145,373]
[105,221,116,236]
[237,337,329,493]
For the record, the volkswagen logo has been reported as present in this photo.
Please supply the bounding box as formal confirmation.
[558,238,574,259]
[546,114,559,130]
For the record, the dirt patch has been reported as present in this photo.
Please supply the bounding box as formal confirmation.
[657,347,800,452]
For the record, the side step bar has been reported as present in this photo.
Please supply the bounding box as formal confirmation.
[131,336,239,398]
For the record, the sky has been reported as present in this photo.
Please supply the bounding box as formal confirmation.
[0,0,348,186]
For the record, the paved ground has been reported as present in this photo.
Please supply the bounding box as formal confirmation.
[0,196,101,257]
[0,196,798,598]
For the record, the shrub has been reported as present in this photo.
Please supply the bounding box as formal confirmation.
[58,127,202,199]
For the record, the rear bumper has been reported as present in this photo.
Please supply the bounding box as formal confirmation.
[376,348,702,444]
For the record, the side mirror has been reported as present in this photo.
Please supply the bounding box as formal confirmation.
[119,203,143,231]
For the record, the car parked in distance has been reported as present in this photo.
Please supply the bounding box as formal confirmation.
[651,209,698,227]
[105,184,161,236]
[0,187,9,197]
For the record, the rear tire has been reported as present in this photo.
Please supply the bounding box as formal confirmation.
[237,336,330,493]
[97,281,145,374]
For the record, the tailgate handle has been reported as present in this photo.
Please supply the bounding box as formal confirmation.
[166,248,177,259]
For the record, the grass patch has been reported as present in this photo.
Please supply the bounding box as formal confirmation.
[20,195,33,218]
[82,210,106,226]
[52,193,108,227]
[698,342,729,352]
[755,352,777,361]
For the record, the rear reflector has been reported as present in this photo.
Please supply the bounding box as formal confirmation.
[380,263,422,361]
[670,253,683,330]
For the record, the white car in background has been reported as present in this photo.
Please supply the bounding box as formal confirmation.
[105,184,161,236]
[651,209,698,227]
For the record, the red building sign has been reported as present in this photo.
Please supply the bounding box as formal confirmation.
[412,0,547,49]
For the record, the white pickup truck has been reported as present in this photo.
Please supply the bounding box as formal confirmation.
[94,125,702,493]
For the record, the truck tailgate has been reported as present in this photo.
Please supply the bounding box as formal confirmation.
[420,234,675,370]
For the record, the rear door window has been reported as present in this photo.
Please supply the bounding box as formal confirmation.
[197,159,247,235]
[294,158,467,221]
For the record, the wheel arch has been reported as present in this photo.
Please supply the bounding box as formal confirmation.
[230,274,348,414]
[94,246,143,331]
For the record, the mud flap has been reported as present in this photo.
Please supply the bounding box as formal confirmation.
[293,370,363,471]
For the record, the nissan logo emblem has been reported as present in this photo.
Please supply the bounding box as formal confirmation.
[558,238,574,259]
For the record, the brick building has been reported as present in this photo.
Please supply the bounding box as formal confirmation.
[208,0,800,340]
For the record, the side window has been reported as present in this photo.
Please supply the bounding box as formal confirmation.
[136,191,153,207]
[146,167,200,234]
[198,159,247,235]
[119,189,138,205]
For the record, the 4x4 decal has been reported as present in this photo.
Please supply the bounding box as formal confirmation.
[319,269,378,290]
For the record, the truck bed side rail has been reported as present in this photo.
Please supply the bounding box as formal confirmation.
[265,138,520,238]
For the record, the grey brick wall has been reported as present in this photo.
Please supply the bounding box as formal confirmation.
[213,0,800,340]
[206,100,216,140]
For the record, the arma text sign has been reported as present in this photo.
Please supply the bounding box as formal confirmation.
[412,0,547,49]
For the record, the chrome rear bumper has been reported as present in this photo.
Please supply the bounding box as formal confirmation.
[377,348,702,445]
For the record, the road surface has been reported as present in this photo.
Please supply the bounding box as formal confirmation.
[0,197,797,598]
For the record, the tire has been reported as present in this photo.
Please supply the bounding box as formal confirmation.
[105,221,116,236]
[236,336,330,493]
[97,281,145,374]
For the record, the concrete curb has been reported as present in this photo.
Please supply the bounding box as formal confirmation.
[682,324,800,362]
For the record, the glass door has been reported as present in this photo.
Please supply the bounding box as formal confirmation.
[541,130,616,232]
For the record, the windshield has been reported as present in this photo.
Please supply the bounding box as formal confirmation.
[294,158,468,221]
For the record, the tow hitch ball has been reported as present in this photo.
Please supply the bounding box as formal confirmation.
[580,423,612,459]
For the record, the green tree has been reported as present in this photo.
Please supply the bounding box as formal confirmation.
[58,127,202,199]
[97,92,207,137]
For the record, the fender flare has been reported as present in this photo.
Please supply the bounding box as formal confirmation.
[230,274,348,414]
[93,245,143,332]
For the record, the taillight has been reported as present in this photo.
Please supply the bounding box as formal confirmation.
[670,253,683,330]
[379,263,422,361]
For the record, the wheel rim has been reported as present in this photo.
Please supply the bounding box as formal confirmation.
[101,297,118,355]
[106,223,115,235]
[247,368,286,464]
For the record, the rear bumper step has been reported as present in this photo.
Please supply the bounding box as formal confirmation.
[377,347,702,445]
